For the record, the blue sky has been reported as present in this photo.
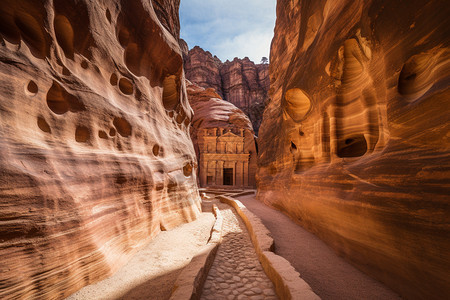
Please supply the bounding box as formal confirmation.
[180,0,276,63]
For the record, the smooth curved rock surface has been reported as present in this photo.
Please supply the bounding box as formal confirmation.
[0,0,200,298]
[257,0,450,299]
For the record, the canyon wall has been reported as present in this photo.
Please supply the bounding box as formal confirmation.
[257,0,450,299]
[0,0,200,298]
[187,81,257,187]
[184,46,269,133]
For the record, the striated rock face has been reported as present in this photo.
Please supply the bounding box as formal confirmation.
[184,46,269,133]
[258,0,450,299]
[0,0,200,298]
[187,81,257,187]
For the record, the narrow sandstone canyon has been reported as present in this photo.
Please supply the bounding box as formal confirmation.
[0,0,449,299]
[0,0,201,298]
[257,0,450,299]
[184,46,269,134]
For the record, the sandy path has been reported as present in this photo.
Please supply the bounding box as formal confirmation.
[67,212,215,300]
[237,194,400,300]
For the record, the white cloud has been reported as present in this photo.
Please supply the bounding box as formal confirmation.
[213,30,273,63]
[180,0,276,63]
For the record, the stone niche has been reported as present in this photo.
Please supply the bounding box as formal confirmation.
[257,0,449,299]
[0,0,200,298]
[198,128,253,187]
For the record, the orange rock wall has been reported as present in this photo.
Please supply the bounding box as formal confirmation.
[257,0,450,299]
[0,0,200,298]
[185,46,269,133]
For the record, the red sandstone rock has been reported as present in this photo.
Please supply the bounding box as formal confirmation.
[0,0,200,298]
[186,81,257,187]
[257,0,450,299]
[184,46,269,133]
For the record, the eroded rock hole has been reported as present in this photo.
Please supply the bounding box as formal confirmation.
[398,52,436,101]
[46,82,69,114]
[118,27,130,47]
[183,162,193,177]
[110,73,118,85]
[176,113,184,124]
[152,144,160,156]
[106,9,112,24]
[290,141,297,151]
[54,0,94,59]
[14,10,48,59]
[284,88,311,122]
[113,117,132,137]
[81,60,88,69]
[118,78,133,95]
[98,130,108,139]
[27,81,38,95]
[116,175,127,184]
[46,81,84,114]
[162,75,179,110]
[75,126,90,143]
[54,15,74,58]
[124,43,140,75]
[337,135,367,158]
[37,117,51,133]
[109,128,116,136]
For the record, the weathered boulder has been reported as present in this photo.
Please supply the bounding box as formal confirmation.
[257,0,450,299]
[0,0,200,298]
[184,46,269,133]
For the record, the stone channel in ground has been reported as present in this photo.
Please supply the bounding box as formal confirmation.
[200,200,278,300]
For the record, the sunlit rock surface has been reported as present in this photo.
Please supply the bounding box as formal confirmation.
[184,46,269,133]
[257,0,450,299]
[0,0,200,298]
[187,81,258,187]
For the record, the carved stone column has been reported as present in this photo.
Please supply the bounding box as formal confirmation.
[243,160,249,187]
[216,160,223,185]
[200,156,207,187]
[236,160,243,186]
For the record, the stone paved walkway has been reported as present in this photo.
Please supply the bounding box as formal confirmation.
[200,201,278,300]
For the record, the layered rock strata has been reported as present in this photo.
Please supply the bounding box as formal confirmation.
[184,46,269,133]
[187,82,257,187]
[0,0,200,298]
[257,0,450,299]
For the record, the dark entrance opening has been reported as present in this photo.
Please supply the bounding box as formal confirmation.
[223,168,233,185]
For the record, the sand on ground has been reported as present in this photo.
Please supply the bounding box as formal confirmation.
[237,194,400,300]
[67,212,215,300]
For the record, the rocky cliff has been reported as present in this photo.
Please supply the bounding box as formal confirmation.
[0,0,200,298]
[186,81,257,187]
[257,0,450,299]
[184,46,269,133]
